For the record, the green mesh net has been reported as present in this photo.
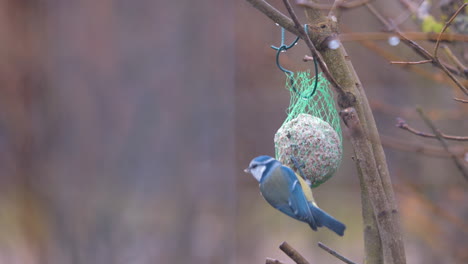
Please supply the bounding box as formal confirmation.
[274,71,343,188]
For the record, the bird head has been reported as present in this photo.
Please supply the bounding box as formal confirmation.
[244,155,277,182]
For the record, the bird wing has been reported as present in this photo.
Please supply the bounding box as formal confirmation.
[280,166,317,229]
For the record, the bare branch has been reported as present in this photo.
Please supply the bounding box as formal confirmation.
[370,99,465,121]
[416,108,468,180]
[390,59,432,65]
[396,32,436,59]
[349,29,465,87]
[245,0,298,35]
[365,3,393,29]
[340,107,406,264]
[339,31,468,42]
[442,45,468,77]
[434,3,467,58]
[318,242,359,264]
[454,97,468,103]
[380,135,468,158]
[297,0,371,10]
[279,242,310,264]
[365,3,468,95]
[328,0,342,17]
[396,117,468,141]
[432,55,468,95]
[302,55,314,62]
[395,32,467,78]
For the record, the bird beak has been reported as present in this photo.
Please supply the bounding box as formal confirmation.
[244,168,250,173]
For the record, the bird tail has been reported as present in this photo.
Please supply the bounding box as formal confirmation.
[309,203,346,236]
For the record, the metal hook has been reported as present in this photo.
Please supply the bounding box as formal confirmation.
[271,27,300,76]
[271,25,319,99]
[271,28,300,51]
[305,24,319,99]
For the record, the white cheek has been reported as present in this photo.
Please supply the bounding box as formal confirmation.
[251,166,266,182]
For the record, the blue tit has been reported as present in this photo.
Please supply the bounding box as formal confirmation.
[244,155,345,236]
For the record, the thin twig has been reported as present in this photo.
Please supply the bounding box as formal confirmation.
[454,97,468,103]
[396,32,437,58]
[339,31,468,42]
[398,0,425,17]
[392,0,422,26]
[370,95,466,122]
[390,59,432,65]
[395,33,468,92]
[434,56,468,95]
[318,242,359,264]
[340,107,406,264]
[297,0,371,10]
[398,32,468,80]
[442,45,468,76]
[434,3,467,58]
[245,0,298,35]
[328,0,341,17]
[365,2,468,95]
[346,26,465,89]
[303,55,314,61]
[416,107,468,180]
[365,3,393,29]
[279,242,310,264]
[380,134,467,158]
[396,117,468,141]
[266,258,288,264]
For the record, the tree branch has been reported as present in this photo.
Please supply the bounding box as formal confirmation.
[370,99,465,120]
[396,117,468,141]
[380,134,467,158]
[365,2,468,95]
[245,0,298,35]
[454,97,468,103]
[416,108,468,180]
[390,59,432,65]
[348,27,467,88]
[304,3,406,264]
[340,108,406,264]
[339,31,468,42]
[279,242,310,264]
[318,242,359,264]
[297,0,371,10]
[433,3,467,58]
[441,45,468,77]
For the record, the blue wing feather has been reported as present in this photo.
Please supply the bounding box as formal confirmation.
[280,166,317,229]
[259,163,317,230]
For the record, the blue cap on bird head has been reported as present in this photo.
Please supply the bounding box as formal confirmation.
[252,155,274,163]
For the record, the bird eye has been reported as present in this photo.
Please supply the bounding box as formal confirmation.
[251,164,258,169]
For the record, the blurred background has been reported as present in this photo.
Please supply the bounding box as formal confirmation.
[0,0,466,263]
